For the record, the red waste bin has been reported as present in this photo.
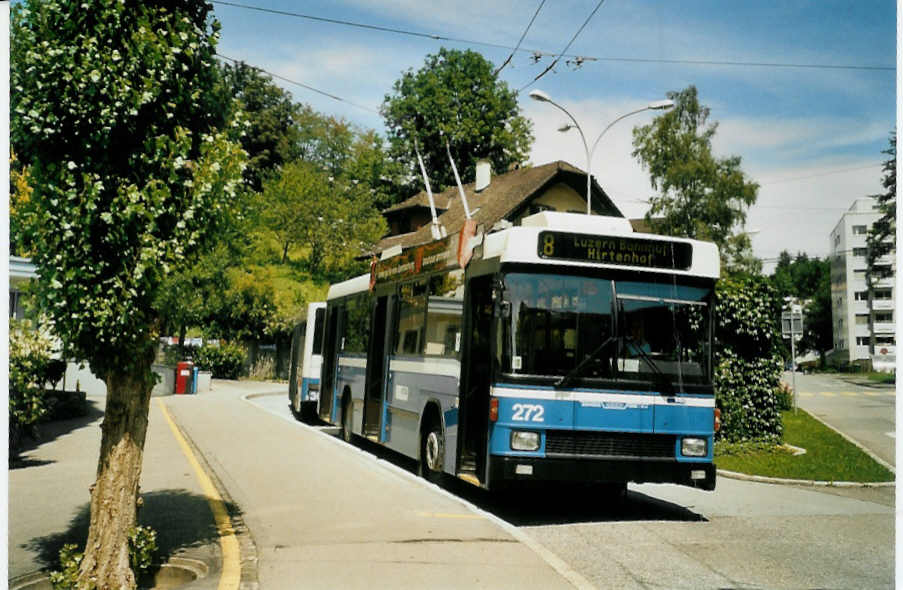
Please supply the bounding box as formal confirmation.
[175,361,194,394]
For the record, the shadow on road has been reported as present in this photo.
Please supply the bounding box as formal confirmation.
[22,489,237,572]
[11,399,106,470]
[336,431,706,527]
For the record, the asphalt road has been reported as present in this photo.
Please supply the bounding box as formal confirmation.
[785,370,896,467]
[248,388,895,589]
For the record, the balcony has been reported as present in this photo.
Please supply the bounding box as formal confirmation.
[873,299,895,311]
[873,322,895,334]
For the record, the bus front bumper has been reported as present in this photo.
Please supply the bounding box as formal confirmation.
[488,456,716,491]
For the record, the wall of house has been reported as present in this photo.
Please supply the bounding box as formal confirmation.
[513,182,587,224]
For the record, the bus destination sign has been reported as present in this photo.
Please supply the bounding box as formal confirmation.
[538,231,692,270]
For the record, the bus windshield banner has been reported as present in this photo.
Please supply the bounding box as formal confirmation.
[538,231,693,270]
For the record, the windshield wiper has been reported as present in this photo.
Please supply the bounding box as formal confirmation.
[555,336,617,389]
[624,338,676,394]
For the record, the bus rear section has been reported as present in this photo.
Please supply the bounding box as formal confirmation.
[288,301,325,420]
[484,270,717,491]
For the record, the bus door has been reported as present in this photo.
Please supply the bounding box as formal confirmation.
[318,306,340,422]
[288,321,303,405]
[456,274,494,483]
[364,295,391,439]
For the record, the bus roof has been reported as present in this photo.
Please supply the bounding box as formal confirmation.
[326,273,370,301]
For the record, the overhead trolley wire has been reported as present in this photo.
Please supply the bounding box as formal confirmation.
[211,0,895,73]
[518,0,607,93]
[216,53,380,114]
[493,0,546,77]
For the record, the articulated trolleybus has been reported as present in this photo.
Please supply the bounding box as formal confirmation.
[288,301,326,421]
[318,211,720,491]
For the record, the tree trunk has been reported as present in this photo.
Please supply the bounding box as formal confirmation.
[77,355,155,589]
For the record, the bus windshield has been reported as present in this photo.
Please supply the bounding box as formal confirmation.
[500,272,712,388]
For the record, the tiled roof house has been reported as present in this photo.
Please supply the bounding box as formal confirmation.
[374,160,627,255]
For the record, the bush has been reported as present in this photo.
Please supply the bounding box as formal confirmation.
[50,526,157,589]
[248,353,275,380]
[9,320,56,455]
[775,382,794,411]
[193,342,245,379]
[714,276,784,443]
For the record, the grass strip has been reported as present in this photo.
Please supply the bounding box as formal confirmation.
[715,409,894,482]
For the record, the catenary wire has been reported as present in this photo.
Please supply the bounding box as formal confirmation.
[217,53,380,114]
[210,1,895,73]
[517,0,606,93]
[494,0,546,77]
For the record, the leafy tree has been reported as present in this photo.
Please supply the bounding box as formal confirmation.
[770,251,832,359]
[258,160,387,275]
[632,86,760,274]
[11,1,245,587]
[382,48,533,195]
[866,131,896,281]
[222,61,302,191]
[10,151,35,256]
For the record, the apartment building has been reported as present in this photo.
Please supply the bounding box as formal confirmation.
[829,197,895,371]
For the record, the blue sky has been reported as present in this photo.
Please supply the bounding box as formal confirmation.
[212,0,897,269]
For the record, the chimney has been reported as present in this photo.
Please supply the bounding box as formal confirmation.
[475,159,491,192]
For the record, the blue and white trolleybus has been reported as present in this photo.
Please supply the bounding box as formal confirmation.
[317,211,720,491]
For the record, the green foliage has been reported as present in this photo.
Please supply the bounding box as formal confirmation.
[715,409,894,482]
[11,0,246,380]
[128,525,157,573]
[9,320,56,445]
[193,342,246,379]
[631,86,760,275]
[866,131,895,280]
[221,61,302,191]
[257,161,387,274]
[50,526,157,589]
[769,252,832,357]
[775,382,794,411]
[714,276,783,442]
[50,544,83,590]
[382,48,533,195]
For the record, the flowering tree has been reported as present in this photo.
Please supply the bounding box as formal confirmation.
[11,1,245,587]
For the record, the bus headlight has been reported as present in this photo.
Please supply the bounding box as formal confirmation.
[681,437,707,457]
[511,431,540,451]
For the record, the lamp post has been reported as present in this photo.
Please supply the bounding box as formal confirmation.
[529,90,673,215]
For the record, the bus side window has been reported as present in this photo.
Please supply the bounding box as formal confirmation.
[424,271,464,358]
[395,281,427,355]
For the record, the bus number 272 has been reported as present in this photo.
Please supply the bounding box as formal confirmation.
[512,403,545,422]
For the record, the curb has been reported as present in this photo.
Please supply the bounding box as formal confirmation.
[717,469,895,488]
[161,401,261,590]
[718,407,895,488]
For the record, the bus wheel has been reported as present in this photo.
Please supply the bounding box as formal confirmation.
[341,398,353,443]
[420,421,445,483]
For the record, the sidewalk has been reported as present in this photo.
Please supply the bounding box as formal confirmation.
[8,393,222,588]
[10,381,584,589]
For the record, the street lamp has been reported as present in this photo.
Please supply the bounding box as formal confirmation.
[529,89,674,215]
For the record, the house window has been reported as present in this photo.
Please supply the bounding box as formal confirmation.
[855,291,869,301]
[856,337,870,346]
[855,314,869,325]
[852,247,868,257]
[873,288,892,300]
[875,312,893,322]
[876,336,895,345]
[852,225,867,235]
